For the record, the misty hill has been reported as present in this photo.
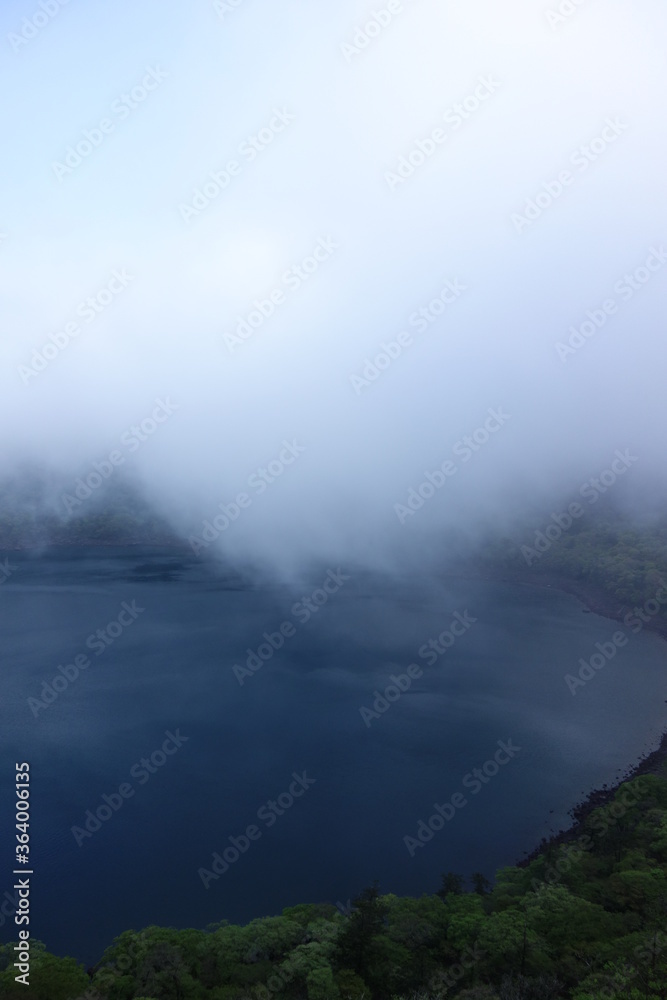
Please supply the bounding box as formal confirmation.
[476,503,667,635]
[3,467,667,639]
[0,467,181,550]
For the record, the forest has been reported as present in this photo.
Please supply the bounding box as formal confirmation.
[2,772,667,1000]
[480,505,667,630]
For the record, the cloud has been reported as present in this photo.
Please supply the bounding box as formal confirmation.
[1,0,666,576]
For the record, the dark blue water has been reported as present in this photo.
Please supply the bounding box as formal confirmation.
[1,547,666,964]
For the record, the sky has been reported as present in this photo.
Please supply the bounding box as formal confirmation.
[1,0,666,576]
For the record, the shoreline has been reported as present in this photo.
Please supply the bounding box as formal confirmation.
[486,564,667,867]
[438,560,667,865]
[0,537,187,552]
[492,565,667,642]
[455,559,667,642]
[516,727,667,868]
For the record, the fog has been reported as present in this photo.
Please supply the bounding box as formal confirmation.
[1,0,666,579]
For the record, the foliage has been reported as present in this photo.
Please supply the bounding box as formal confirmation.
[482,508,667,626]
[7,774,667,998]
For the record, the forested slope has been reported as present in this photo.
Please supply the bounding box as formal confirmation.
[3,775,667,999]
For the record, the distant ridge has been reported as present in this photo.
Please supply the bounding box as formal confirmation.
[0,466,181,550]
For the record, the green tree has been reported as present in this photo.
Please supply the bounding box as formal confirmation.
[306,964,340,1000]
[0,942,89,1000]
[472,873,492,896]
[336,881,388,989]
[437,872,464,900]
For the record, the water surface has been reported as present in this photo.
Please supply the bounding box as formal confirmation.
[1,547,666,963]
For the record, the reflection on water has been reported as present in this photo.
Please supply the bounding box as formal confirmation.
[1,547,666,964]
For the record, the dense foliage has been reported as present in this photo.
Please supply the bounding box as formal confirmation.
[483,509,667,627]
[3,774,667,999]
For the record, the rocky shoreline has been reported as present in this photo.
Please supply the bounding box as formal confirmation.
[488,564,667,642]
[516,728,667,869]
[492,565,667,868]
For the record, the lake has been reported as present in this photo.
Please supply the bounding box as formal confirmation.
[1,546,666,965]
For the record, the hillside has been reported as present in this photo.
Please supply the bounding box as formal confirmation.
[3,774,667,999]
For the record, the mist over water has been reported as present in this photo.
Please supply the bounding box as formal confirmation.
[1,0,666,578]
